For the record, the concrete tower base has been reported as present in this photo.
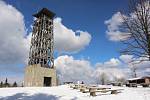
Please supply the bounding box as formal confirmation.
[24,64,57,87]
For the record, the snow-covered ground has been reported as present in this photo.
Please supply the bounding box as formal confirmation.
[0,85,149,100]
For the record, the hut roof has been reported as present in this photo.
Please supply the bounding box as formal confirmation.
[128,76,150,81]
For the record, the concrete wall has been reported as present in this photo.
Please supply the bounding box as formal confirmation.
[24,64,57,87]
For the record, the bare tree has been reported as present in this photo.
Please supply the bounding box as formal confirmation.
[120,0,150,62]
[99,72,108,85]
[130,63,138,78]
[114,77,126,83]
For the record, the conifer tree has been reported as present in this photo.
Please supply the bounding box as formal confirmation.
[4,78,10,87]
[12,81,17,87]
[0,81,3,88]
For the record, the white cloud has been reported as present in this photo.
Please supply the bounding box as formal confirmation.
[54,55,94,84]
[135,61,150,69]
[95,58,126,81]
[55,55,126,84]
[54,55,149,84]
[105,12,123,31]
[105,1,150,42]
[134,61,150,77]
[105,12,130,41]
[119,55,150,77]
[27,17,92,54]
[0,1,28,65]
[119,55,133,63]
[0,1,92,84]
[95,58,121,68]
[95,55,150,81]
[119,55,150,69]
[0,0,91,74]
[0,0,149,84]
[104,58,121,67]
[93,67,126,82]
[54,18,91,53]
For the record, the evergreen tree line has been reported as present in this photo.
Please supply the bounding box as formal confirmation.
[0,78,18,88]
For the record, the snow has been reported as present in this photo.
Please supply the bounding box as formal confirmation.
[128,77,142,81]
[0,85,150,100]
[127,76,150,81]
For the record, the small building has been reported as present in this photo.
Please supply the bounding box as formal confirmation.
[127,76,150,87]
[110,82,123,86]
[63,82,74,85]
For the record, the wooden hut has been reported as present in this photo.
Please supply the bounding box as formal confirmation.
[127,76,150,87]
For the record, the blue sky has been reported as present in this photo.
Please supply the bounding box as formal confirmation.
[4,0,128,64]
[2,0,150,84]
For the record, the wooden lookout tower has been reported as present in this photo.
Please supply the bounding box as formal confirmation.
[24,8,57,87]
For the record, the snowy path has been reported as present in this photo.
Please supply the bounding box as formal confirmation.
[0,85,150,100]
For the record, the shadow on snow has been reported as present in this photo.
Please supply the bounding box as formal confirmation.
[0,93,61,100]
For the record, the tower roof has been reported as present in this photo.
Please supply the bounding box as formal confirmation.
[33,8,55,18]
